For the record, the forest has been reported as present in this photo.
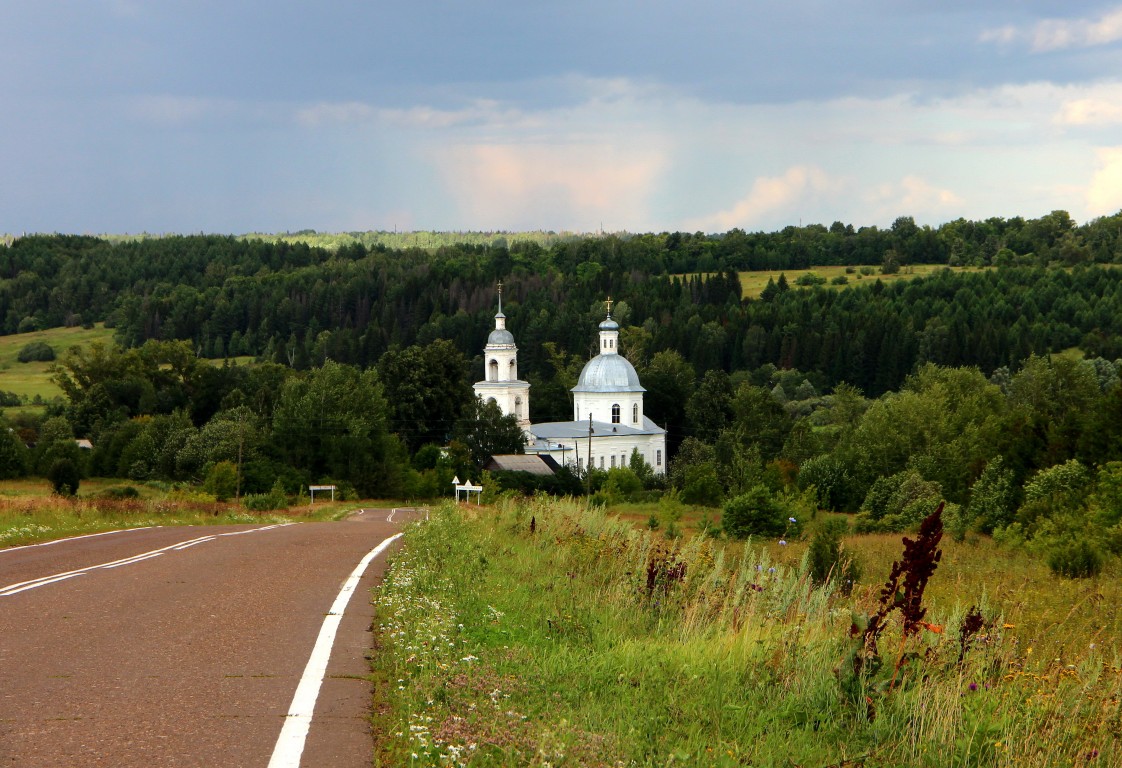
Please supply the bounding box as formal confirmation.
[2,209,1122,574]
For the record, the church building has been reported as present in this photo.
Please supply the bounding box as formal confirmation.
[473,290,667,475]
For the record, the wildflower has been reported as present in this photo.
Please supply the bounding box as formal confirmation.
[778,540,787,545]
[968,682,978,691]
[768,567,776,573]
[788,517,797,523]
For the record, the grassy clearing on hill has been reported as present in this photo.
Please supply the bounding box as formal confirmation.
[371,499,1122,767]
[739,264,994,299]
[0,324,115,404]
[0,478,364,547]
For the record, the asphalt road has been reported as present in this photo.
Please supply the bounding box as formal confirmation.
[0,508,424,767]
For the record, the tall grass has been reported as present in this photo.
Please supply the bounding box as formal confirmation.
[0,489,333,546]
[372,498,1122,766]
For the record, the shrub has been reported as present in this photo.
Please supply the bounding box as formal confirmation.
[808,518,860,588]
[722,485,787,539]
[680,464,723,507]
[856,469,943,532]
[17,341,55,363]
[204,461,238,501]
[1047,539,1104,578]
[795,272,826,286]
[97,485,140,500]
[47,458,80,496]
[797,454,851,511]
[965,456,1016,533]
[830,275,849,286]
[242,479,289,511]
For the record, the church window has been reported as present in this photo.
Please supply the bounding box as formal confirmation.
[599,456,604,469]
[611,404,620,424]
[515,396,523,419]
[509,359,516,378]
[656,450,662,467]
[489,359,498,381]
[632,404,639,423]
[611,455,616,468]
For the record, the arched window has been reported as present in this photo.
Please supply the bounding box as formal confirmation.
[515,396,523,419]
[509,359,516,379]
[632,404,639,424]
[489,359,499,381]
[611,404,620,424]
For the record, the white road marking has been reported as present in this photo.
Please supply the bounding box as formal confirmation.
[386,508,396,522]
[268,532,403,768]
[0,573,83,595]
[0,526,158,554]
[0,524,294,597]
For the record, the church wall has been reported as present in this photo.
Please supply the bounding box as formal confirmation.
[532,432,666,475]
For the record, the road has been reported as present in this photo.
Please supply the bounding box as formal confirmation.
[0,508,425,767]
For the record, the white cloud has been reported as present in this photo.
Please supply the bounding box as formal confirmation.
[683,166,844,232]
[981,6,1122,51]
[1087,147,1122,216]
[431,142,666,230]
[1055,88,1122,125]
[866,176,964,222]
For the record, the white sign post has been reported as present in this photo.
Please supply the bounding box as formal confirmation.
[450,476,483,503]
[308,484,337,504]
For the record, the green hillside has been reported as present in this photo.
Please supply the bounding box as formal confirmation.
[0,324,115,404]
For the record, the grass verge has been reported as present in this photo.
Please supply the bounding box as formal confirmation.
[0,479,365,547]
[371,498,1122,766]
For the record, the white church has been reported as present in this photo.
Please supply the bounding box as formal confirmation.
[473,289,667,475]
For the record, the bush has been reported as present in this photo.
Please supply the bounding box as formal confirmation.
[797,454,851,511]
[1047,539,1104,578]
[808,518,860,588]
[722,485,787,539]
[96,485,140,500]
[47,458,80,496]
[795,272,826,286]
[242,479,289,511]
[680,464,723,507]
[830,275,849,286]
[204,461,238,501]
[17,341,55,363]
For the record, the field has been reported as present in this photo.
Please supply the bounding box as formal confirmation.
[0,325,256,416]
[737,264,993,299]
[0,324,115,405]
[371,499,1122,767]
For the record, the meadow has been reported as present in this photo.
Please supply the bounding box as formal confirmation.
[713,264,990,299]
[370,498,1122,767]
[0,324,115,405]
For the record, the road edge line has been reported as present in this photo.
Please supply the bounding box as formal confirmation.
[267,532,403,768]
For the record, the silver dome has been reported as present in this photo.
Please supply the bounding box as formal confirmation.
[573,354,645,392]
[599,317,619,331]
[487,329,515,345]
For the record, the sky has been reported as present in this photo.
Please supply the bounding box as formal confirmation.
[4,1,1122,235]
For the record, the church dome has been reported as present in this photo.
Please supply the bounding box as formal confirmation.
[487,328,515,345]
[573,354,645,393]
[598,317,619,331]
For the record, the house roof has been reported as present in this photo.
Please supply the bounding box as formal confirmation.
[528,417,665,440]
[484,454,558,476]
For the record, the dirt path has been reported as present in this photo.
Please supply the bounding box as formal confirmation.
[0,508,424,767]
